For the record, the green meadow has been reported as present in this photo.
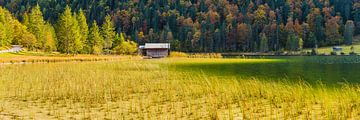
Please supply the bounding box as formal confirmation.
[1,57,360,119]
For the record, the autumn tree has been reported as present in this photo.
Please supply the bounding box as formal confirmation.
[325,16,342,45]
[237,23,250,51]
[307,8,325,46]
[254,5,267,26]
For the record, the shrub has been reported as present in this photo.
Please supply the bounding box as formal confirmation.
[113,40,138,55]
[188,53,223,58]
[311,48,318,56]
[169,52,188,57]
[349,52,357,56]
[92,47,102,55]
[330,52,337,55]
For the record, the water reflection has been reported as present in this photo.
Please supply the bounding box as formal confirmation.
[172,57,360,86]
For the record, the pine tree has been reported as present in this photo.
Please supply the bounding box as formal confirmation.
[27,4,57,51]
[72,13,83,53]
[28,4,44,49]
[308,32,317,48]
[0,22,7,47]
[259,33,268,52]
[113,33,121,48]
[344,20,355,45]
[89,21,104,54]
[101,15,115,51]
[56,6,82,54]
[354,3,360,34]
[0,7,13,48]
[43,23,57,52]
[286,34,301,51]
[77,9,89,53]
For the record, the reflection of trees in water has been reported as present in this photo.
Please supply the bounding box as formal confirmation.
[174,58,360,86]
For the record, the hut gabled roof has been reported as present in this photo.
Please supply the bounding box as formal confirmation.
[144,43,170,49]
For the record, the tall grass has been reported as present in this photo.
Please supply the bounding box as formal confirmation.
[0,55,138,64]
[0,59,360,119]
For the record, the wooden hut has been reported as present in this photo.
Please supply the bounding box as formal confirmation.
[139,43,170,58]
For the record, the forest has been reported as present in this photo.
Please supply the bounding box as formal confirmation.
[0,0,359,53]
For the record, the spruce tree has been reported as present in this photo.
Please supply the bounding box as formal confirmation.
[56,6,82,54]
[259,33,268,52]
[344,20,355,45]
[28,4,44,49]
[0,7,13,48]
[72,13,83,53]
[101,15,115,51]
[77,9,89,53]
[0,22,7,47]
[27,4,57,51]
[89,21,104,54]
[43,23,57,52]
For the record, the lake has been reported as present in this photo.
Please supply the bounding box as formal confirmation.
[171,56,360,87]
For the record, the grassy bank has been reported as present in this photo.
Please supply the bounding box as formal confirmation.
[302,36,360,55]
[0,58,360,119]
[0,52,138,64]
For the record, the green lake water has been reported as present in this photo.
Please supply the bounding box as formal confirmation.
[172,56,360,86]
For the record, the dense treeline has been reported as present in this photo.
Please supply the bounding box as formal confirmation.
[0,0,359,53]
[0,5,137,54]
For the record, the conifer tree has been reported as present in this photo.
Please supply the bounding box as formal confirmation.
[259,33,268,52]
[101,15,115,51]
[286,34,301,51]
[0,22,7,47]
[27,4,57,51]
[56,6,82,54]
[28,4,44,49]
[43,23,57,52]
[72,13,83,53]
[77,9,89,53]
[89,21,104,54]
[344,20,355,45]
[0,7,13,48]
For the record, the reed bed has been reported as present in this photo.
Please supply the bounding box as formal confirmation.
[0,55,138,64]
[169,52,223,58]
[0,59,359,119]
[187,53,223,58]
